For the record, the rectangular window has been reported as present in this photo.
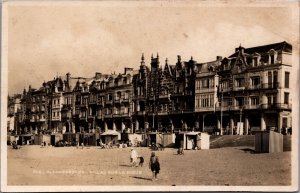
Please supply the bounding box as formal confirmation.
[251,77,260,86]
[284,92,289,104]
[251,97,259,105]
[235,78,245,87]
[285,72,290,88]
[270,54,275,64]
[236,97,244,107]
[267,96,272,104]
[282,117,288,127]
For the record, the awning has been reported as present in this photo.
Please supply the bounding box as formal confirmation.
[101,130,120,136]
[186,131,201,136]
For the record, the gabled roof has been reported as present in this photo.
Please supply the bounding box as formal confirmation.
[229,41,292,58]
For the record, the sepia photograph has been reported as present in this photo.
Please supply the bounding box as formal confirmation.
[1,0,299,192]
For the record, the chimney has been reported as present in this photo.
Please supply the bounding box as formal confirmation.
[216,56,223,61]
[124,67,133,75]
[95,72,102,79]
[66,72,71,83]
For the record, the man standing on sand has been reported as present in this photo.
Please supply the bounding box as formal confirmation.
[149,152,160,181]
[130,148,138,167]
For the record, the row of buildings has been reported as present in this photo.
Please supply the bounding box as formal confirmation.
[8,41,292,139]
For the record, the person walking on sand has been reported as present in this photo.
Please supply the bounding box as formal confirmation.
[149,152,160,181]
[130,148,138,167]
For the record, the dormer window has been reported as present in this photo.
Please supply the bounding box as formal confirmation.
[269,49,277,65]
[270,54,275,64]
[253,57,258,67]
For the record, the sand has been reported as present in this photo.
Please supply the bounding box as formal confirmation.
[7,145,291,186]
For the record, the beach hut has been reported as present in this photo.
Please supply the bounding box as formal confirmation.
[34,135,51,145]
[17,134,34,145]
[100,130,121,145]
[185,131,201,150]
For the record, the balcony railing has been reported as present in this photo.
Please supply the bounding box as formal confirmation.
[136,111,146,116]
[159,94,171,99]
[244,104,261,110]
[157,111,168,116]
[104,114,113,118]
[198,88,215,93]
[233,86,246,91]
[261,82,279,89]
[261,103,292,110]
[97,101,104,106]
[122,98,130,103]
[114,98,121,103]
[105,100,113,105]
[96,114,103,119]
[247,84,261,90]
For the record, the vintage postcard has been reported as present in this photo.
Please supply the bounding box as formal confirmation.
[1,0,299,192]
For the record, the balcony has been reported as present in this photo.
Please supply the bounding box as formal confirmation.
[233,86,246,91]
[198,87,215,93]
[231,106,243,111]
[97,101,104,106]
[261,103,292,110]
[62,104,72,110]
[113,113,121,118]
[247,84,261,90]
[122,98,130,103]
[136,111,146,116]
[157,111,168,116]
[262,82,279,89]
[96,113,103,119]
[105,100,113,105]
[114,98,121,103]
[79,115,87,120]
[38,117,46,122]
[195,106,214,112]
[244,104,261,110]
[61,112,72,119]
[169,110,181,114]
[159,94,170,99]
[80,103,88,108]
[136,95,146,100]
[104,114,113,118]
[121,112,131,117]
[215,105,230,112]
[88,114,95,119]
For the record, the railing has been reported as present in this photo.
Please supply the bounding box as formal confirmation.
[261,82,279,89]
[244,104,261,110]
[89,100,97,104]
[137,111,146,116]
[157,111,168,116]
[105,100,113,105]
[122,98,130,103]
[195,107,214,112]
[114,98,121,103]
[97,101,104,106]
[261,103,292,110]
[159,94,170,99]
[120,112,131,117]
[247,84,261,90]
[233,86,245,91]
[96,114,103,119]
[198,88,215,93]
[104,114,113,118]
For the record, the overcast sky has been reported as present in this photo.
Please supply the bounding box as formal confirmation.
[5,1,299,95]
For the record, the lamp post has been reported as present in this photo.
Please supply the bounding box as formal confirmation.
[220,89,223,135]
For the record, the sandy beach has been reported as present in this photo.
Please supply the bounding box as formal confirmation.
[7,145,291,186]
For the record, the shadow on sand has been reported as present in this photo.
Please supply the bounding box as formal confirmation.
[131,176,152,181]
[240,148,257,154]
[119,164,133,167]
